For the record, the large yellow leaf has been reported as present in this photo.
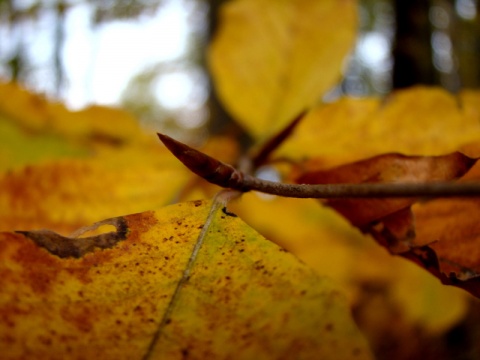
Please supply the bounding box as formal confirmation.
[0,82,144,146]
[0,81,239,234]
[0,147,190,234]
[228,193,469,336]
[276,87,480,170]
[208,0,357,140]
[0,117,87,171]
[0,200,372,359]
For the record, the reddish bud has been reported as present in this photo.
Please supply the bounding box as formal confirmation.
[157,133,247,191]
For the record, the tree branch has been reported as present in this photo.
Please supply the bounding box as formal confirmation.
[158,132,480,199]
[240,176,480,198]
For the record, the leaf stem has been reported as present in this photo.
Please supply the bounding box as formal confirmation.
[252,111,305,168]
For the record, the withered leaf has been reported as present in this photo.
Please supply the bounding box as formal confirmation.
[390,161,480,297]
[296,152,476,228]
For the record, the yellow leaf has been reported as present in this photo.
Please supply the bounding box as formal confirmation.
[0,147,191,234]
[0,81,144,147]
[208,0,357,140]
[0,117,87,171]
[0,200,372,359]
[277,87,480,169]
[229,194,469,335]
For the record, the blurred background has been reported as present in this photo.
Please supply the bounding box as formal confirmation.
[2,2,480,359]
[0,0,479,142]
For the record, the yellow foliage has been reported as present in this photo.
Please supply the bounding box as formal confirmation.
[208,0,357,140]
[0,82,144,145]
[2,0,480,352]
[229,193,469,335]
[276,87,480,169]
[0,148,191,234]
[0,201,372,360]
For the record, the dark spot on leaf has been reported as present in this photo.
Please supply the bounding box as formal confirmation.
[239,249,245,253]
[165,318,172,325]
[325,323,334,332]
[193,200,203,207]
[17,217,129,258]
[181,348,189,358]
[222,207,238,217]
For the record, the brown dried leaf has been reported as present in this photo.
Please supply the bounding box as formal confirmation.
[296,152,476,228]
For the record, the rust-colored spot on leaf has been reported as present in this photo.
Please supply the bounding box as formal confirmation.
[8,232,63,294]
[60,304,97,333]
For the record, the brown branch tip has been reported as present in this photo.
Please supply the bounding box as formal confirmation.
[157,132,480,199]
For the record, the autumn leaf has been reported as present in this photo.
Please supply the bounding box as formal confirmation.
[0,82,144,149]
[0,117,87,171]
[0,150,190,234]
[296,152,476,228]
[228,193,470,336]
[208,0,357,140]
[0,81,237,234]
[275,87,480,169]
[0,200,372,360]
[358,161,480,297]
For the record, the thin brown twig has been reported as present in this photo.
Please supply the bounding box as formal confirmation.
[240,175,480,198]
[158,132,480,199]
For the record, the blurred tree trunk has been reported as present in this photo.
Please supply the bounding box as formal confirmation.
[392,0,435,88]
[453,6,480,88]
[206,0,234,135]
[53,0,67,97]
